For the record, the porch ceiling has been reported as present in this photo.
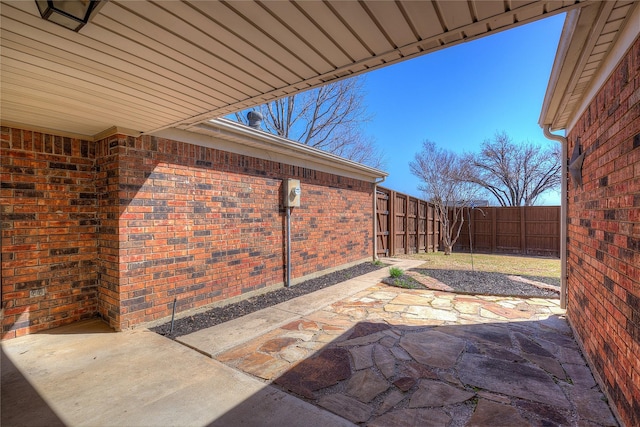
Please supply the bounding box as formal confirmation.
[1,0,592,139]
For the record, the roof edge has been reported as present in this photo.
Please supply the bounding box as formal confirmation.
[565,2,640,132]
[538,9,581,130]
[539,2,640,132]
[538,4,601,131]
[151,119,387,183]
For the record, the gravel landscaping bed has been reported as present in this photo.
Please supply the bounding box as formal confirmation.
[153,261,560,339]
[152,262,384,338]
[407,268,560,298]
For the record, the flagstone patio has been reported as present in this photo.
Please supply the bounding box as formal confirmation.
[211,284,618,426]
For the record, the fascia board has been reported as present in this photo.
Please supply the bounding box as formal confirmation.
[538,9,581,130]
[539,2,639,132]
[151,122,387,183]
[565,2,640,133]
[539,5,600,131]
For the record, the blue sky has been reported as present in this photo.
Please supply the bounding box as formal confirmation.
[362,13,566,205]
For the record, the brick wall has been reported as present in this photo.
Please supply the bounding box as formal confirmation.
[1,128,98,339]
[2,128,375,337]
[95,136,121,330]
[566,35,640,426]
[107,134,374,330]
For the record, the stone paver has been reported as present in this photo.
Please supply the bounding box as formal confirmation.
[274,347,351,399]
[467,399,531,426]
[400,329,466,369]
[209,279,618,426]
[408,380,475,407]
[458,353,570,408]
[317,394,372,423]
[346,370,389,402]
[369,408,451,427]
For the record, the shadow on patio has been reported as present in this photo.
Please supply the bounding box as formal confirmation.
[208,286,618,426]
[1,280,620,427]
[1,347,65,426]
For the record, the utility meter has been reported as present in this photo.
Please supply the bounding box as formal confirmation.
[284,179,301,207]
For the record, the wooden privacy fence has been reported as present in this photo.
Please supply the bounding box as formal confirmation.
[450,206,560,258]
[377,187,560,258]
[376,187,440,257]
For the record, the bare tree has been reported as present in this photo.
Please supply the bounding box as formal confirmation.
[234,77,384,168]
[410,141,481,255]
[463,132,561,206]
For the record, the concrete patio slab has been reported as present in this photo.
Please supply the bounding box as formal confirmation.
[1,319,353,427]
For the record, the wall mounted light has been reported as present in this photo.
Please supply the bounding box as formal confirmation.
[568,138,585,189]
[36,0,103,32]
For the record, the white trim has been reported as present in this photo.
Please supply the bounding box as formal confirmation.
[566,4,640,133]
[151,120,387,183]
[0,120,94,141]
[538,9,581,128]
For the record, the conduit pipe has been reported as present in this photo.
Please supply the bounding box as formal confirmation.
[286,206,292,287]
[543,125,568,309]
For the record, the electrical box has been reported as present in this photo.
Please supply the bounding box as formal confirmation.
[284,179,301,207]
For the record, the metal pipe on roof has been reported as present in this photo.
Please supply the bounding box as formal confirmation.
[543,125,568,309]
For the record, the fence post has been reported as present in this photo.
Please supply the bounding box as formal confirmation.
[420,200,426,253]
[470,207,475,252]
[405,196,410,254]
[520,206,526,255]
[427,205,436,252]
[491,208,497,253]
[437,206,440,251]
[389,190,395,257]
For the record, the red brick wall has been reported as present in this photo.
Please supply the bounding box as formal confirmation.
[566,35,640,426]
[2,128,375,337]
[1,128,98,339]
[95,136,121,330]
[98,134,374,330]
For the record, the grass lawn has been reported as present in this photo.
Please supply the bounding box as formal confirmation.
[405,252,560,278]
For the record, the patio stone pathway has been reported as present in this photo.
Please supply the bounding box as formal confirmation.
[215,283,618,426]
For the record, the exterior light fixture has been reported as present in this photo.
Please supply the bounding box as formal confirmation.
[36,0,103,32]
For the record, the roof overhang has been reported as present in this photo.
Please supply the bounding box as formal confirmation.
[153,118,388,183]
[1,0,592,140]
[539,1,639,132]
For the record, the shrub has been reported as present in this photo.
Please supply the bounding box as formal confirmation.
[389,266,404,278]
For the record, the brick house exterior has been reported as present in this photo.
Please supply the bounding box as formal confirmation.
[1,2,637,424]
[541,7,639,425]
[1,120,384,338]
[565,36,640,426]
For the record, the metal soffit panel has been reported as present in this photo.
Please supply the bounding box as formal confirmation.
[553,1,640,129]
[1,0,592,138]
[542,1,638,131]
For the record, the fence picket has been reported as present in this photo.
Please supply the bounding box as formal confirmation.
[376,187,440,256]
[376,187,560,258]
